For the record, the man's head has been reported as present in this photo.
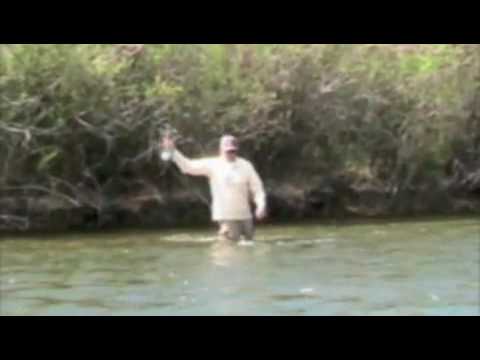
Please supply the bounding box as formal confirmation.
[220,135,239,162]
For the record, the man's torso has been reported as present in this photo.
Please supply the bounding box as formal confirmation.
[207,157,253,221]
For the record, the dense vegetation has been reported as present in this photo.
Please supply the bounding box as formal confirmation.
[1,44,479,231]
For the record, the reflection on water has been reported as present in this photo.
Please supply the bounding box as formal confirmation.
[1,218,479,316]
[210,242,238,268]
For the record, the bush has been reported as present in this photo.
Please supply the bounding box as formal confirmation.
[1,44,479,223]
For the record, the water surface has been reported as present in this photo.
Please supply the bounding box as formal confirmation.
[1,218,479,315]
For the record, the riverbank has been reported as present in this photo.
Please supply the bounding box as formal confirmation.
[1,181,479,234]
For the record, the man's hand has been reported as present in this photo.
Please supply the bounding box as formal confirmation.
[255,207,267,221]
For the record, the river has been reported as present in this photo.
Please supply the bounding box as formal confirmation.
[1,217,478,315]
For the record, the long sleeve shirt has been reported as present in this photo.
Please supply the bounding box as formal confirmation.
[172,150,266,221]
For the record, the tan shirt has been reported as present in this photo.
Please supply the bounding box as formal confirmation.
[172,150,266,221]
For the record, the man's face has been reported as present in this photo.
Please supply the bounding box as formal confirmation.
[224,149,238,162]
[220,135,239,162]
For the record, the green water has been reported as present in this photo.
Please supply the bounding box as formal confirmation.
[1,218,479,316]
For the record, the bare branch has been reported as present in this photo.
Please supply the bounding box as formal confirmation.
[0,215,30,230]
[0,125,32,147]
[3,185,82,208]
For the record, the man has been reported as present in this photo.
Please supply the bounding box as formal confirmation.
[162,134,267,242]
